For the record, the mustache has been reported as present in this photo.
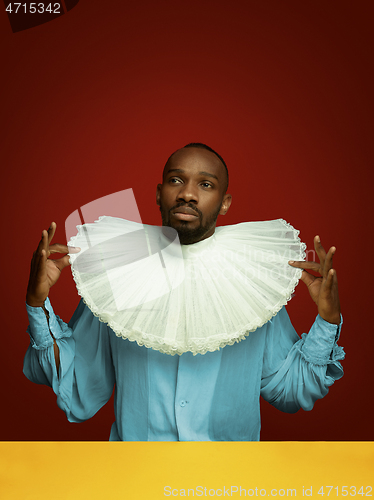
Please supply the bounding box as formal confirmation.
[169,203,202,218]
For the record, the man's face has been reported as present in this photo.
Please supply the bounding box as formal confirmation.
[156,147,232,245]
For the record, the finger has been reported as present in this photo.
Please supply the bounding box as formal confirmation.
[54,255,71,271]
[288,260,320,272]
[31,234,42,270]
[34,230,48,266]
[68,246,81,254]
[42,229,52,258]
[299,270,316,288]
[30,250,40,282]
[38,248,48,277]
[323,268,336,292]
[49,243,81,254]
[314,235,326,270]
[29,231,48,287]
[49,243,70,254]
[47,222,57,245]
[35,228,47,255]
[323,246,336,279]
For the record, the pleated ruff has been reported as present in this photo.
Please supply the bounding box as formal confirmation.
[68,217,306,355]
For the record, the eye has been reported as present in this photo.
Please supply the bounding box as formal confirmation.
[169,177,182,184]
[201,182,213,188]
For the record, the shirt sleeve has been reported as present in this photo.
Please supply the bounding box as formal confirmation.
[23,297,115,423]
[260,307,344,413]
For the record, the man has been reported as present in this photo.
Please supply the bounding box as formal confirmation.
[24,143,344,441]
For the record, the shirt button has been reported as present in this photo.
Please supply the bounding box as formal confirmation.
[180,400,186,407]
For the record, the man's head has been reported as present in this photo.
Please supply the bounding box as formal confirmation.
[156,143,232,245]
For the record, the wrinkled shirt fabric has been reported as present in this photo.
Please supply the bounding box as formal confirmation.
[24,298,344,441]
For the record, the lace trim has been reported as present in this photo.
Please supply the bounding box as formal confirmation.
[73,292,292,355]
[69,217,307,355]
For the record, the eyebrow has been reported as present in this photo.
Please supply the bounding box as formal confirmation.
[166,168,219,181]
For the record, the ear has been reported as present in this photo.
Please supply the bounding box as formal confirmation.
[219,193,232,215]
[156,184,162,206]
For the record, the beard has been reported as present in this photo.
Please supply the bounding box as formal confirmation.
[160,202,221,245]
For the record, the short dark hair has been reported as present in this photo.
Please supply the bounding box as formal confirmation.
[165,142,229,192]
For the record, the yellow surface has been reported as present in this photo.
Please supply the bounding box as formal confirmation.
[1,442,373,499]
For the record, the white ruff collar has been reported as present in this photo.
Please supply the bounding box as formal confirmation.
[68,217,305,355]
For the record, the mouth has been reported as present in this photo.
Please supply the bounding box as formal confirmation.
[172,206,199,221]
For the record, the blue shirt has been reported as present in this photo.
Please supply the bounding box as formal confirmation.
[24,298,344,441]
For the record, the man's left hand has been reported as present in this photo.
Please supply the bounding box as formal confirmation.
[289,236,341,325]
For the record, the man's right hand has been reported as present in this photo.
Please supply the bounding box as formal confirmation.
[26,222,80,307]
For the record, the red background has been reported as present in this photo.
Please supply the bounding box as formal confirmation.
[1,0,373,440]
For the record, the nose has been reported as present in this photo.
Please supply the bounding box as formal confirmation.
[176,181,198,204]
